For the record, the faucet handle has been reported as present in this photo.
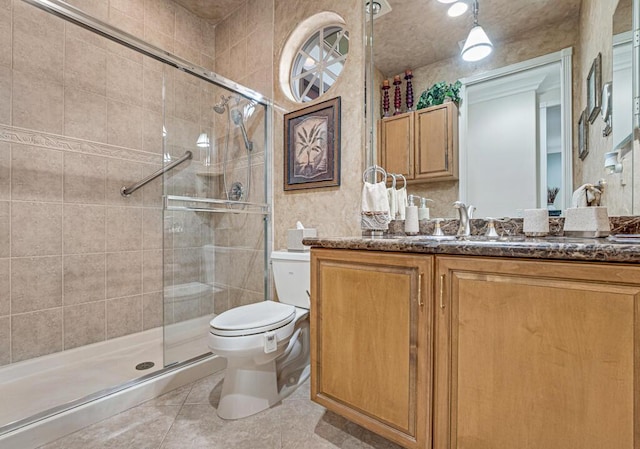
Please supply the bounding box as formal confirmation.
[468,205,476,220]
[485,217,499,238]
[433,218,445,236]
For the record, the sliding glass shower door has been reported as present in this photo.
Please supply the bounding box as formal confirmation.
[162,68,270,366]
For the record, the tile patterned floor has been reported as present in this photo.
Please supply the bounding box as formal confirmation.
[39,371,404,449]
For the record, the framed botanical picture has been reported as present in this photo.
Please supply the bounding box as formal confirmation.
[284,97,341,191]
[586,52,601,124]
[578,108,589,161]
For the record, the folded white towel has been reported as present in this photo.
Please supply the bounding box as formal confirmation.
[571,184,589,208]
[361,181,391,230]
[387,187,398,220]
[396,187,408,220]
[571,183,601,208]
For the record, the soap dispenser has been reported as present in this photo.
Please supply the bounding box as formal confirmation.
[419,198,433,220]
[405,194,419,235]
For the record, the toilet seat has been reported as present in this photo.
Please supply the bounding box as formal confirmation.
[210,301,296,337]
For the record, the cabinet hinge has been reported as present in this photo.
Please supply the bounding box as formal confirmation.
[634,30,640,47]
[634,97,640,116]
[418,273,424,307]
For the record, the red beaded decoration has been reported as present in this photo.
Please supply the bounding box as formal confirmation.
[404,69,414,111]
[381,79,390,118]
[393,75,402,115]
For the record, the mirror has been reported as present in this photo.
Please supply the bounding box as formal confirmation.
[366,0,639,218]
[612,0,633,159]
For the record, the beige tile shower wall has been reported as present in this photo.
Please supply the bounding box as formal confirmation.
[272,0,365,249]
[576,0,634,216]
[376,17,579,218]
[214,0,274,99]
[209,0,272,307]
[0,0,218,366]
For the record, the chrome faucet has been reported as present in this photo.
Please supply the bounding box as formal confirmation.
[453,201,475,237]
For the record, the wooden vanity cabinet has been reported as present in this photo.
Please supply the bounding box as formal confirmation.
[414,103,458,181]
[377,102,458,183]
[310,249,433,449]
[378,111,414,179]
[434,256,639,449]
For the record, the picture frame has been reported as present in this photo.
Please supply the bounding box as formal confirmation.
[586,52,601,124]
[284,97,341,191]
[578,108,589,161]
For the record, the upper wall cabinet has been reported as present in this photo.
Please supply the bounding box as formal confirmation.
[378,102,458,183]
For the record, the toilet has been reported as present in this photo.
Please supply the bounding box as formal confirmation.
[208,250,310,419]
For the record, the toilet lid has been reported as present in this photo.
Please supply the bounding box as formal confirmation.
[210,301,296,337]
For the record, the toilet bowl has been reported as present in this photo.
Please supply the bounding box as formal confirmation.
[208,250,310,419]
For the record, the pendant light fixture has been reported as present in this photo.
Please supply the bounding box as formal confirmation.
[461,0,493,62]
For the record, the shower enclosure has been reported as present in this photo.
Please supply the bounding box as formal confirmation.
[0,0,272,442]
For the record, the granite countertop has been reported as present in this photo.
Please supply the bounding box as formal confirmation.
[303,235,640,263]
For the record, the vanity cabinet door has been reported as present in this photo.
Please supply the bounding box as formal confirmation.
[414,102,458,182]
[310,249,432,449]
[378,111,414,180]
[434,256,639,449]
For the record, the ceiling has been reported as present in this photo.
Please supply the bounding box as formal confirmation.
[172,0,582,75]
[172,0,240,23]
[372,0,582,76]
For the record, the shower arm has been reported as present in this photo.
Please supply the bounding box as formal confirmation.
[120,150,192,197]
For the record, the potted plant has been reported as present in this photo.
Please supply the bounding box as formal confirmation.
[416,80,461,109]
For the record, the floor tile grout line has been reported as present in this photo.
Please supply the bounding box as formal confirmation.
[156,380,195,448]
[156,403,182,448]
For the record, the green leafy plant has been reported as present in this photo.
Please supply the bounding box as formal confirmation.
[416,80,462,109]
[444,80,461,103]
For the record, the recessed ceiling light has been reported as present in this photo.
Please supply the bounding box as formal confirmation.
[448,2,469,17]
[437,0,458,4]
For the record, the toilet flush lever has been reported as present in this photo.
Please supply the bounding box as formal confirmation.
[264,332,277,353]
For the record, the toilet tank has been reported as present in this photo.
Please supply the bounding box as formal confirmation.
[271,250,310,309]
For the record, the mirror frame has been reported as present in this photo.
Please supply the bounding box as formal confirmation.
[633,0,640,213]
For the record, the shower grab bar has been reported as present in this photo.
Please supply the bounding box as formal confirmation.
[121,151,192,197]
[165,195,270,215]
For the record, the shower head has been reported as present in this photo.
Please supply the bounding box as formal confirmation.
[230,109,253,152]
[213,95,230,114]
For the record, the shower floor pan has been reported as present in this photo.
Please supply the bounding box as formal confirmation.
[0,315,214,438]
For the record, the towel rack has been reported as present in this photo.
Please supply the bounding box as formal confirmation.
[386,173,397,189]
[121,150,192,197]
[384,172,407,189]
[362,165,387,184]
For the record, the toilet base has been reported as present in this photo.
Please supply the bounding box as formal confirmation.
[217,358,279,420]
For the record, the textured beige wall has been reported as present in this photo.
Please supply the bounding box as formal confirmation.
[576,0,634,215]
[375,17,579,218]
[272,0,365,249]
